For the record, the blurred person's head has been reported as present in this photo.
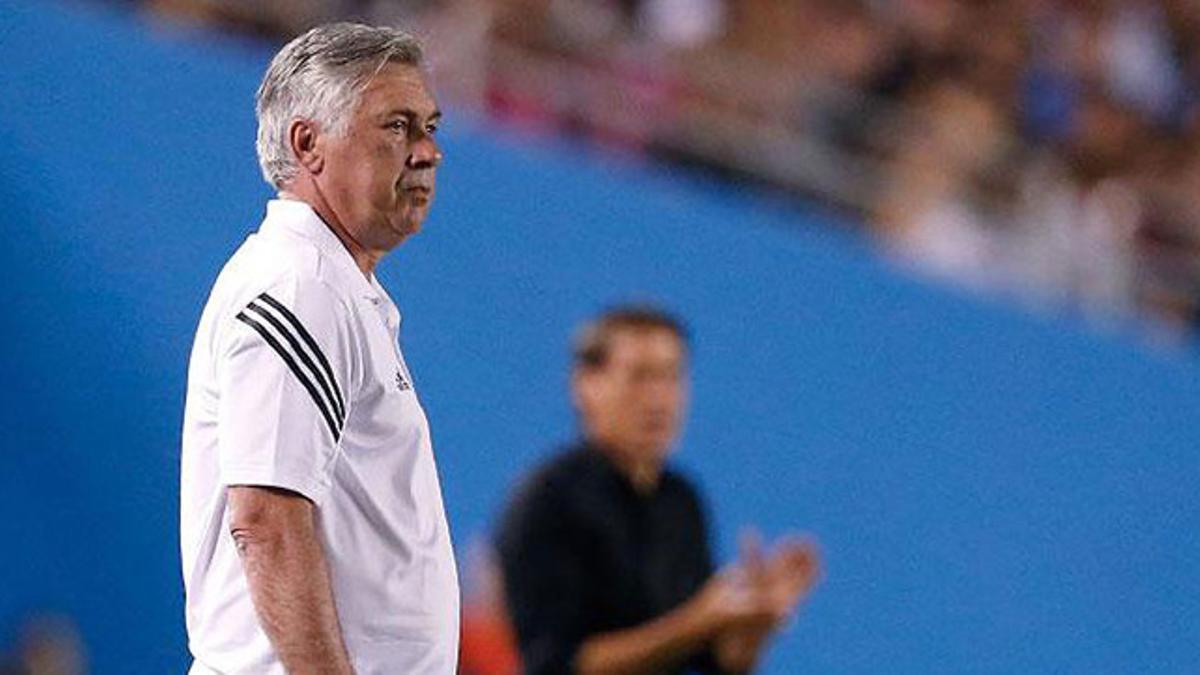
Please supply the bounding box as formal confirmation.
[805,0,890,87]
[962,5,1029,105]
[872,74,1010,243]
[723,0,806,65]
[255,23,442,256]
[889,0,966,54]
[570,306,690,485]
[1066,90,1147,184]
[897,74,1009,178]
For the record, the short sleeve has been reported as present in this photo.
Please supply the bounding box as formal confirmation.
[214,274,356,506]
[495,477,593,675]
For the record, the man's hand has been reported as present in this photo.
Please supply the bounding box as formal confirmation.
[763,537,821,620]
[573,532,821,675]
[713,531,822,672]
[687,566,780,637]
[228,485,354,675]
[574,559,784,675]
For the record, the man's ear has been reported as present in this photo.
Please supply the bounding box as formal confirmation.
[289,119,324,175]
[570,369,594,418]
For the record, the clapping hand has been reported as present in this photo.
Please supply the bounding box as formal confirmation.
[712,529,821,671]
[760,533,821,623]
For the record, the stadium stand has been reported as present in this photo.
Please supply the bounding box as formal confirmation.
[140,0,1200,346]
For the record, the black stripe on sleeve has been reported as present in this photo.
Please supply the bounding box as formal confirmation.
[257,292,346,417]
[245,300,344,424]
[235,311,342,443]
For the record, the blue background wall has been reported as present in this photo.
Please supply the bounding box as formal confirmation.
[2,2,1197,672]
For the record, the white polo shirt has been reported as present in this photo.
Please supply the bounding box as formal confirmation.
[181,199,459,674]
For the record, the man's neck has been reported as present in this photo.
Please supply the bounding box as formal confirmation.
[590,439,664,494]
[279,188,380,278]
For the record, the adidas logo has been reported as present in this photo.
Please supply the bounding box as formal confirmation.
[395,370,411,391]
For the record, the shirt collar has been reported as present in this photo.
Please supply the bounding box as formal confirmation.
[579,438,663,499]
[259,198,398,317]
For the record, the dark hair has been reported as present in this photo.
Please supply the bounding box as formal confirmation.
[572,305,689,370]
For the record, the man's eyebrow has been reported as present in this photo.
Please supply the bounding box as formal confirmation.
[384,108,442,121]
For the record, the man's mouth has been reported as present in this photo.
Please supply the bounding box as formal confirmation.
[399,184,432,205]
[641,416,673,433]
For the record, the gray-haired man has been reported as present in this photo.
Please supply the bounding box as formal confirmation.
[181,23,457,674]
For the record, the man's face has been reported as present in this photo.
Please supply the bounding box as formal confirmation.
[574,328,689,463]
[318,63,441,252]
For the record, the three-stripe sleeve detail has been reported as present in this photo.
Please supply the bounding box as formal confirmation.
[256,293,347,417]
[234,292,346,443]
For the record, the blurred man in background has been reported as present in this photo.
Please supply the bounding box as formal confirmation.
[496,306,820,674]
[180,23,457,674]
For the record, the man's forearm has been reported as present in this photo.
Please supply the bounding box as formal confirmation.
[574,601,715,675]
[230,487,353,675]
[712,626,771,674]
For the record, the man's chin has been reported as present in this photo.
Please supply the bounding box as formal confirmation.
[388,215,424,241]
[633,436,675,460]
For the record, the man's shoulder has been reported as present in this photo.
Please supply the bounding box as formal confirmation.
[526,443,600,489]
[659,465,707,510]
[232,227,339,287]
[209,234,354,320]
[495,445,600,558]
[499,445,592,516]
[660,465,701,492]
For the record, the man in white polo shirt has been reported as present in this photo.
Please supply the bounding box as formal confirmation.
[180,23,457,674]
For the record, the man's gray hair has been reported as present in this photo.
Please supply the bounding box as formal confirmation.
[255,22,424,189]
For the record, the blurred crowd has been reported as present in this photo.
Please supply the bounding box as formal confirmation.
[142,0,1200,344]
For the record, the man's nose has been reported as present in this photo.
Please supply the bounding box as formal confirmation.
[407,134,442,169]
